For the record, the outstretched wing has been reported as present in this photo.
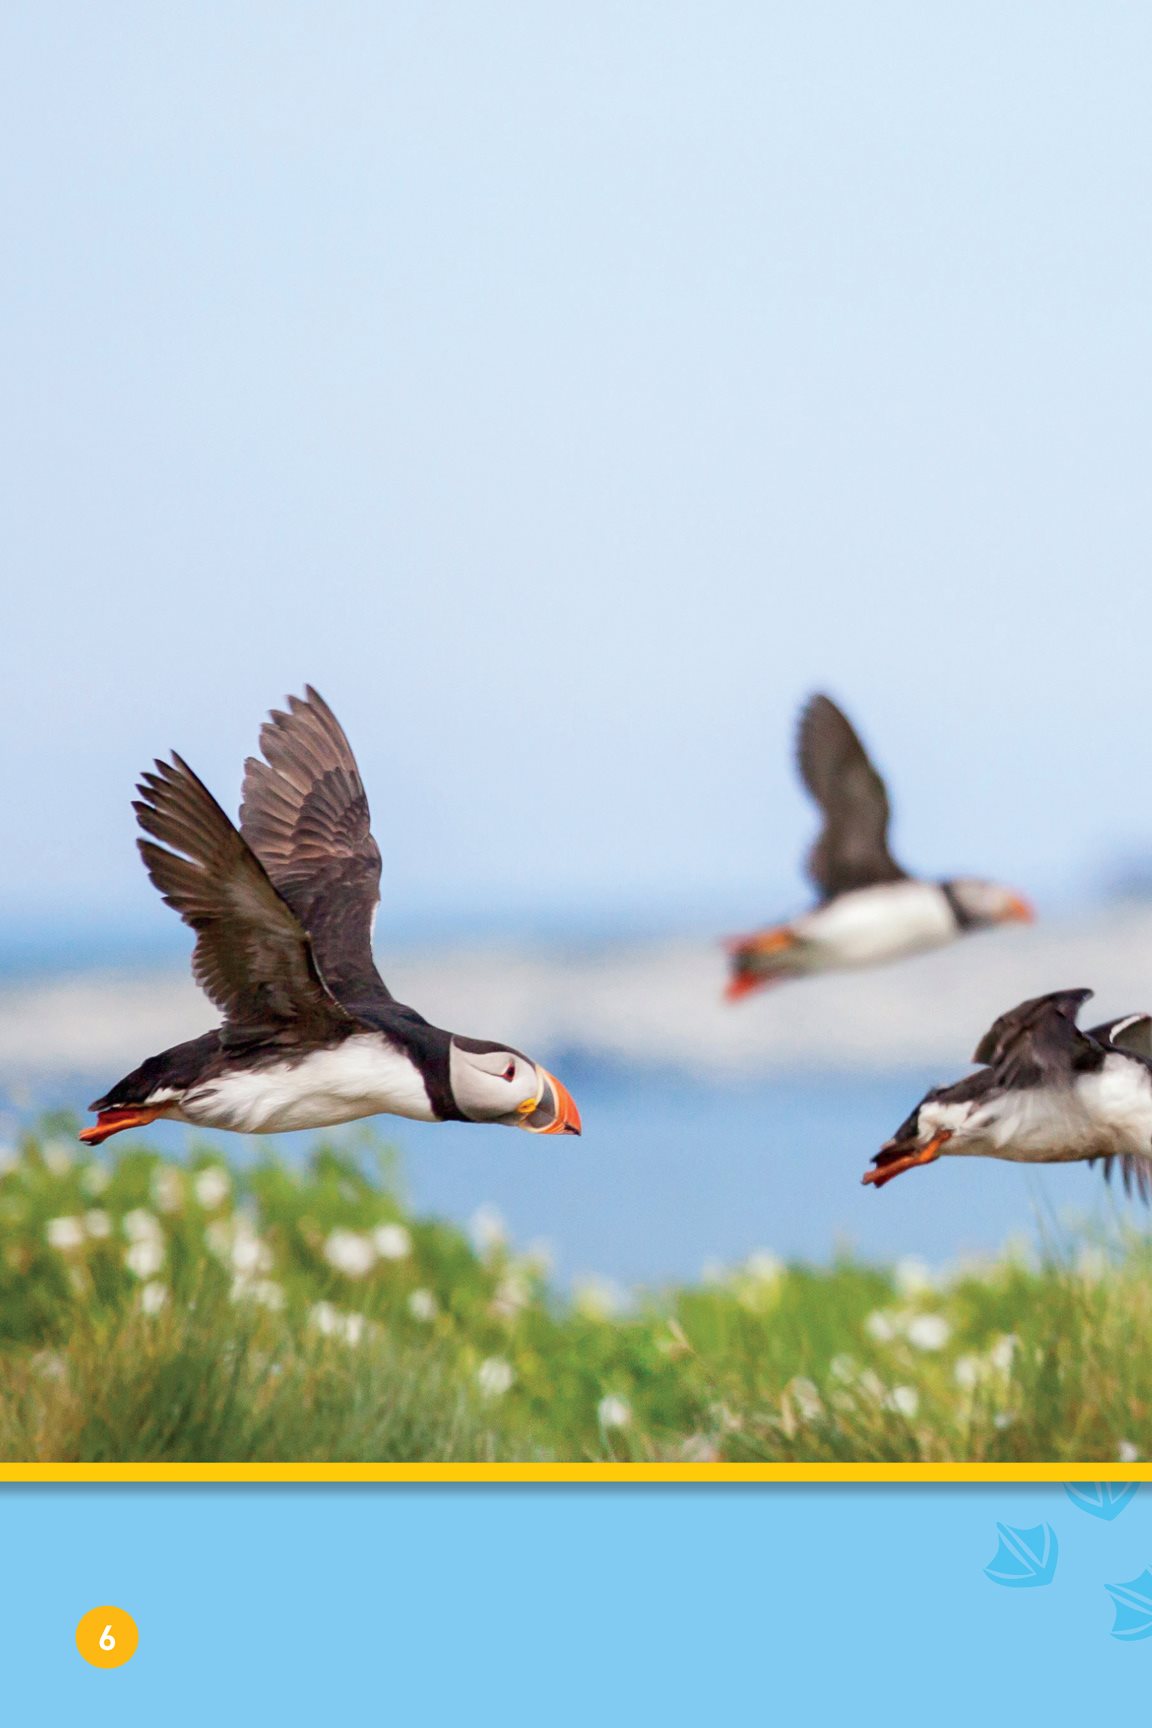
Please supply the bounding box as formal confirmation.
[971,988,1099,1087]
[135,753,354,1047]
[240,687,388,1005]
[1087,1014,1152,1063]
[796,695,908,901]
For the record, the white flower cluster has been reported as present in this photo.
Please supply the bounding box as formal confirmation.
[309,1302,366,1345]
[122,1209,165,1279]
[864,1309,952,1351]
[322,1223,412,1278]
[597,1395,631,1430]
[476,1357,515,1398]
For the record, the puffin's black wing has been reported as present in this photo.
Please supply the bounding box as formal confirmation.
[135,753,354,1048]
[971,988,1100,1087]
[796,695,909,901]
[240,687,388,1005]
[1087,1014,1152,1062]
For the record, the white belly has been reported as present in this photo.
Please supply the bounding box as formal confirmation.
[968,1057,1152,1165]
[170,1036,438,1134]
[795,882,956,968]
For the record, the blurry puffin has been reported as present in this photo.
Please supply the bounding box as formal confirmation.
[81,688,581,1145]
[725,694,1034,999]
[864,989,1152,1200]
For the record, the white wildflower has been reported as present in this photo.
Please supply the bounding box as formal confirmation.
[139,1281,168,1315]
[43,1140,74,1176]
[857,1369,887,1403]
[83,1210,112,1240]
[865,1310,901,1344]
[230,1221,272,1277]
[573,1275,625,1319]
[787,1377,823,1422]
[124,1238,164,1279]
[745,1250,784,1284]
[407,1288,439,1323]
[1119,1439,1140,1464]
[829,1354,859,1384]
[886,1385,919,1419]
[954,1355,983,1390]
[231,1277,286,1311]
[122,1209,162,1245]
[476,1356,515,1398]
[469,1204,507,1256]
[80,1162,110,1196]
[371,1223,412,1261]
[46,1216,85,1252]
[308,1301,364,1344]
[988,1334,1018,1374]
[598,1395,632,1430]
[491,1269,532,1319]
[310,1300,340,1336]
[323,1229,376,1278]
[150,1167,184,1214]
[894,1256,933,1297]
[906,1314,951,1351]
[31,1350,66,1381]
[193,1166,231,1209]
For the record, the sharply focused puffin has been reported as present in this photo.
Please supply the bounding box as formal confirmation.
[725,694,1034,999]
[864,989,1152,1199]
[80,688,581,1145]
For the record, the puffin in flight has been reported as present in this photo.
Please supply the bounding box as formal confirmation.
[725,694,1034,999]
[864,988,1152,1200]
[80,688,581,1145]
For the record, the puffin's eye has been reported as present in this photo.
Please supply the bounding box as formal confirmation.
[502,1060,516,1082]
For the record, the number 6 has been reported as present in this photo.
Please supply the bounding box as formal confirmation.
[99,1625,116,1651]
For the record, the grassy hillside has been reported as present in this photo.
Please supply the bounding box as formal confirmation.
[0,1119,1147,1463]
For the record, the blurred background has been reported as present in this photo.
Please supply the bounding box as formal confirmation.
[5,4,1152,1286]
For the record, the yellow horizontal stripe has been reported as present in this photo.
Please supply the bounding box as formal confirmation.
[0,1462,1141,1484]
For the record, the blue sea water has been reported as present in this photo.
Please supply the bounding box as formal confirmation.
[9,1057,1135,1287]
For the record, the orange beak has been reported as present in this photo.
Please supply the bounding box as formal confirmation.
[529,1069,582,1136]
[1004,893,1035,924]
[79,1106,162,1147]
[862,1128,952,1190]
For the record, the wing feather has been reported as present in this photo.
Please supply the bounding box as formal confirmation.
[135,753,353,1046]
[796,695,908,901]
[240,687,387,1004]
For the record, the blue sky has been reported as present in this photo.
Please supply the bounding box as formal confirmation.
[5,5,1152,942]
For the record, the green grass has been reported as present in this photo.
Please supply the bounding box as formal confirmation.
[1,1118,1150,1463]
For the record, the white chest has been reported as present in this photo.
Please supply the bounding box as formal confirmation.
[797,882,956,967]
[177,1036,439,1134]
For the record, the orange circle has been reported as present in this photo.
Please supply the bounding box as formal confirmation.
[75,1605,139,1669]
